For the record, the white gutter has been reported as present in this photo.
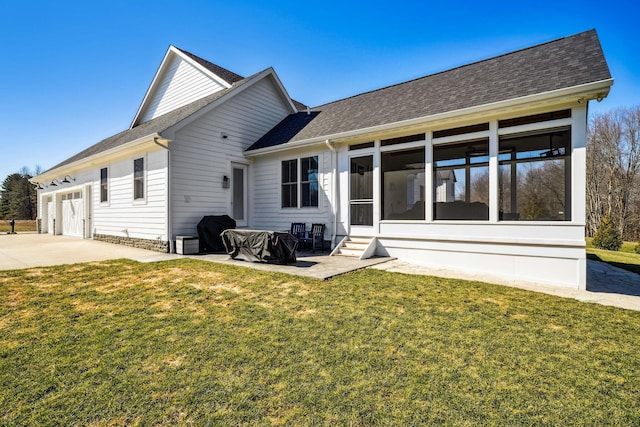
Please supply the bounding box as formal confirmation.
[325,139,338,247]
[245,79,613,157]
[33,133,162,182]
[153,137,173,252]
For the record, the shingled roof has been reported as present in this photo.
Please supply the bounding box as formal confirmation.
[247,30,611,152]
[176,47,245,85]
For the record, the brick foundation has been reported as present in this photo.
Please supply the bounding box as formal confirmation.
[94,233,169,253]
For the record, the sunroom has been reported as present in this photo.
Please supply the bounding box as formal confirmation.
[340,106,585,288]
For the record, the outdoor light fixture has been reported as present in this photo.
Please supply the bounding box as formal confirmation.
[61,175,75,183]
[222,175,230,188]
[50,179,59,186]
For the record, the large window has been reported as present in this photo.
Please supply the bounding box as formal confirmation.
[281,156,318,208]
[381,148,425,220]
[100,167,108,203]
[499,129,571,221]
[433,140,489,220]
[133,158,144,200]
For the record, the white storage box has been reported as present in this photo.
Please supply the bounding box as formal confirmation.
[176,236,199,255]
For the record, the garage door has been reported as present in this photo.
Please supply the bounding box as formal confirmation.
[61,192,84,237]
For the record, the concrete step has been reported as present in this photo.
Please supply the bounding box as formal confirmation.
[337,248,365,257]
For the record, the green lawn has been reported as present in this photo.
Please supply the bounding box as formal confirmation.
[586,237,640,275]
[2,259,640,425]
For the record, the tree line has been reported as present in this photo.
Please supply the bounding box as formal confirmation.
[586,106,640,243]
[0,166,40,220]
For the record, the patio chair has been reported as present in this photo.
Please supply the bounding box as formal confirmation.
[290,222,307,241]
[302,223,327,253]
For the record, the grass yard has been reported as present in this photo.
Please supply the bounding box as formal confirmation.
[1,259,640,425]
[0,219,37,233]
[586,237,640,275]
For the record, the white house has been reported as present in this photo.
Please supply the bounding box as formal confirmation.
[33,30,613,289]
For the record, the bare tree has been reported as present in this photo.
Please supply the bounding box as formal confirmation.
[586,106,640,241]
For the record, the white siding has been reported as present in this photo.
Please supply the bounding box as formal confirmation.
[92,149,168,240]
[251,147,334,236]
[139,55,226,124]
[170,77,291,236]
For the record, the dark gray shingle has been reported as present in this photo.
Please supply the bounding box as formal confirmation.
[247,30,611,151]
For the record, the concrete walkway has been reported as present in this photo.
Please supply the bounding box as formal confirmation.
[1,233,638,311]
[371,259,640,311]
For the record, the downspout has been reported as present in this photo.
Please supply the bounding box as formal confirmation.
[154,137,172,252]
[325,139,338,248]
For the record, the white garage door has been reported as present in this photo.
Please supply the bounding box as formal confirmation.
[61,192,84,237]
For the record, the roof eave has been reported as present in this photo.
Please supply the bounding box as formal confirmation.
[33,133,169,182]
[245,78,613,157]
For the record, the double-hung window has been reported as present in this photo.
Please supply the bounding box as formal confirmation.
[133,157,145,200]
[281,156,318,208]
[100,167,108,203]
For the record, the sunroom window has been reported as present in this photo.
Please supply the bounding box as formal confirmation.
[381,148,425,220]
[499,129,571,221]
[433,140,489,220]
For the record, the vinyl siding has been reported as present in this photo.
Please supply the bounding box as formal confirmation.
[139,55,226,124]
[170,77,291,236]
[250,147,333,237]
[92,149,168,240]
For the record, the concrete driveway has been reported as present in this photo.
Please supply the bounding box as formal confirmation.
[0,233,161,270]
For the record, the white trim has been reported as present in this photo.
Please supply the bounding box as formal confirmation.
[33,133,162,183]
[497,117,573,136]
[132,155,147,204]
[162,69,296,137]
[245,79,613,157]
[99,166,110,206]
[130,46,234,128]
[432,130,490,145]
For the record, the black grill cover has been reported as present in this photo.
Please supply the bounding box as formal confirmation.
[221,229,298,263]
[197,215,236,253]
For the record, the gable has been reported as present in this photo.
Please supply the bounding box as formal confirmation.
[135,54,230,125]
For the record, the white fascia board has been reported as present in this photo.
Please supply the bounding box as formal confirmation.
[162,68,278,137]
[245,79,614,158]
[130,47,176,129]
[265,67,300,114]
[171,46,233,90]
[130,46,234,129]
[32,133,164,182]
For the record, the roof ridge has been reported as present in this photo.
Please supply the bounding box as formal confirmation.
[175,46,245,84]
[311,29,597,110]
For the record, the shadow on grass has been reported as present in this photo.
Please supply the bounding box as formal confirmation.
[587,254,640,296]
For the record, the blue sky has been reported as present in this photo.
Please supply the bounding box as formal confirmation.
[1,0,638,178]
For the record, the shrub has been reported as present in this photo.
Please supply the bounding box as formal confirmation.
[592,213,623,251]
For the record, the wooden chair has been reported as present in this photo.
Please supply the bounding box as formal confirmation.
[290,222,307,242]
[306,223,327,253]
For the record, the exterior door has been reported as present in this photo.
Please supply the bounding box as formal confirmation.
[231,164,248,227]
[61,192,84,238]
[349,155,374,235]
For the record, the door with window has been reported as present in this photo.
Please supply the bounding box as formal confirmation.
[349,155,374,234]
[231,163,248,227]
